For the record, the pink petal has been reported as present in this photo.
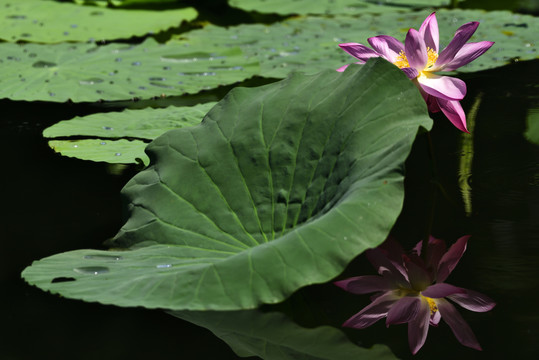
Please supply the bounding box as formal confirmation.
[414,236,447,278]
[421,283,465,298]
[339,43,381,62]
[336,64,350,72]
[401,67,419,79]
[437,22,479,67]
[430,309,441,326]
[407,298,431,354]
[437,298,482,350]
[366,247,410,287]
[419,12,439,52]
[334,275,393,295]
[441,41,495,71]
[342,291,400,329]
[447,289,496,312]
[437,235,470,282]
[417,73,467,100]
[386,296,421,326]
[417,85,441,112]
[367,35,404,62]
[436,97,468,133]
[405,28,428,70]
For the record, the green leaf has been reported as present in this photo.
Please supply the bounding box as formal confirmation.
[1,0,197,43]
[0,39,258,102]
[171,309,397,359]
[44,103,217,164]
[525,108,539,146]
[229,0,449,16]
[177,9,539,78]
[22,59,432,310]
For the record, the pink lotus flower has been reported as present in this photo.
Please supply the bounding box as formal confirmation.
[337,13,494,133]
[335,236,495,354]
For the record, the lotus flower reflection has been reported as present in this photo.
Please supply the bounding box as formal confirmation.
[337,13,494,133]
[335,236,495,354]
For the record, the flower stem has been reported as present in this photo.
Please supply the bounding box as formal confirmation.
[422,132,438,261]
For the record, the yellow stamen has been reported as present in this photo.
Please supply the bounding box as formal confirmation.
[393,47,439,70]
[423,296,438,315]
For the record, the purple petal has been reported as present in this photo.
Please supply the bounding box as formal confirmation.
[447,289,496,312]
[342,291,400,329]
[436,97,468,133]
[430,309,441,326]
[401,67,419,79]
[422,283,465,298]
[437,22,479,66]
[417,73,466,100]
[366,247,410,287]
[417,86,441,112]
[334,275,393,295]
[367,35,404,62]
[441,41,495,71]
[407,298,431,354]
[437,298,482,350]
[336,64,350,72]
[437,235,470,282]
[419,12,439,52]
[405,28,428,70]
[339,43,381,62]
[414,236,447,278]
[404,259,431,291]
[386,296,421,326]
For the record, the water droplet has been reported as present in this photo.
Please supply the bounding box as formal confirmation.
[84,254,122,261]
[96,90,103,94]
[149,77,166,81]
[70,24,78,28]
[32,61,57,68]
[102,126,113,130]
[131,61,141,66]
[79,77,104,85]
[48,92,55,97]
[7,15,26,19]
[73,145,78,148]
[20,33,31,38]
[6,56,21,61]
[63,31,69,36]
[28,52,37,58]
[90,11,104,16]
[138,86,146,90]
[163,66,171,70]
[73,266,109,275]
[115,57,122,62]
[156,264,172,268]
[115,153,122,156]
[100,142,106,145]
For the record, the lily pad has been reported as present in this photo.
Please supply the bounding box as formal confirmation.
[1,0,197,43]
[177,9,538,77]
[44,103,217,164]
[229,0,449,16]
[171,309,397,359]
[0,38,258,102]
[22,59,432,311]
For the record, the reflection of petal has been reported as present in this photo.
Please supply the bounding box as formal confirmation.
[339,43,381,62]
[437,298,482,350]
[334,275,393,295]
[343,291,400,329]
[422,283,465,298]
[405,29,427,70]
[386,296,421,325]
[367,35,404,63]
[419,12,439,53]
[418,73,466,100]
[407,298,431,355]
[440,41,495,71]
[448,289,496,312]
[437,235,470,282]
[437,22,479,66]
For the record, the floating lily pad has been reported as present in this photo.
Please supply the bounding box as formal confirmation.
[229,0,449,16]
[1,0,197,43]
[44,103,217,164]
[172,309,397,359]
[22,59,432,311]
[177,9,538,77]
[0,38,258,102]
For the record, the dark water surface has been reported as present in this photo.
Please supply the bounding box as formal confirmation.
[2,49,537,360]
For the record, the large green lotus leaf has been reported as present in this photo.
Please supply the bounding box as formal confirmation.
[229,0,449,16]
[1,0,197,43]
[177,9,538,78]
[0,39,258,102]
[44,103,216,164]
[171,309,397,359]
[22,59,432,310]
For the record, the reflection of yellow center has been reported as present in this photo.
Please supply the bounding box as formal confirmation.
[393,47,438,71]
[423,296,438,315]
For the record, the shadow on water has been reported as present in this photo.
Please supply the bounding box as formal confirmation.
[2,56,537,360]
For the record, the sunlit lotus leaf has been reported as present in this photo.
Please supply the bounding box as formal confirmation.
[0,39,258,102]
[44,103,216,164]
[176,9,538,78]
[1,0,197,43]
[229,0,449,16]
[22,59,432,310]
[171,309,397,359]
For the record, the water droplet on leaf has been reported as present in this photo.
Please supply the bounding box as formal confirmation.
[73,266,109,275]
